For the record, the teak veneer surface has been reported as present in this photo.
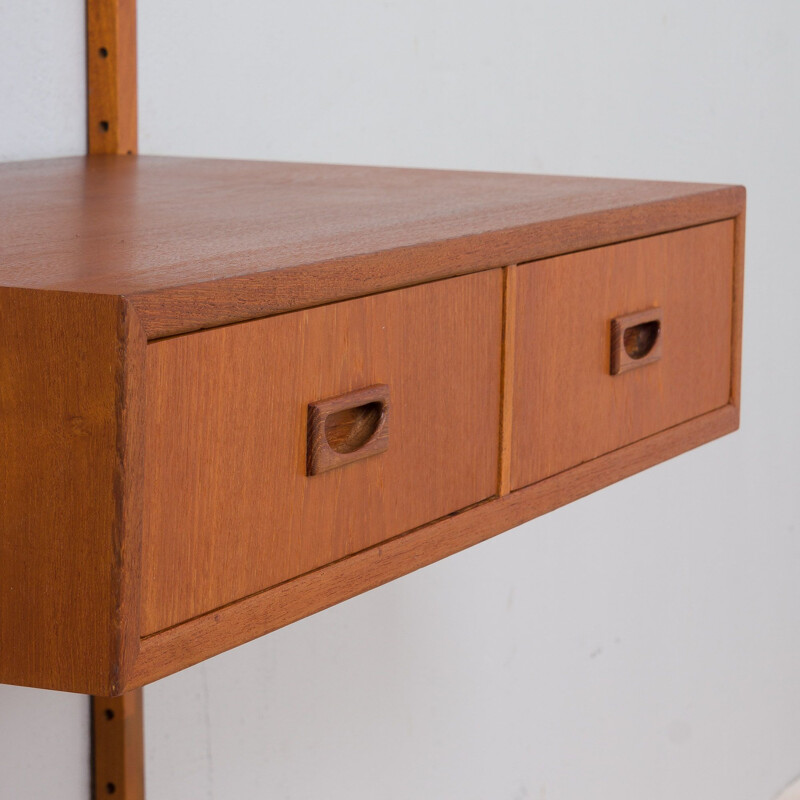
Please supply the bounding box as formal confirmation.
[0,289,141,695]
[0,154,745,694]
[142,272,502,634]
[511,221,734,488]
[0,156,743,337]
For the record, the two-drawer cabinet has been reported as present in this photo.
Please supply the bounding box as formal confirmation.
[0,157,744,694]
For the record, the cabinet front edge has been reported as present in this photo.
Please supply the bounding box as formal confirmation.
[127,186,745,339]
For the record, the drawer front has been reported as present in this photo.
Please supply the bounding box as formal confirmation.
[142,271,503,634]
[510,221,734,490]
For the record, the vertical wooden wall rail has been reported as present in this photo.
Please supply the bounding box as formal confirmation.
[92,691,145,799]
[86,0,138,154]
[87,1,142,797]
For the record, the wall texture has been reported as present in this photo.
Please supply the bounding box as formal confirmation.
[0,0,86,161]
[1,1,799,799]
[0,5,90,798]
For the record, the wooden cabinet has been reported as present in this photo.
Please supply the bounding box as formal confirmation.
[510,221,735,489]
[0,156,744,695]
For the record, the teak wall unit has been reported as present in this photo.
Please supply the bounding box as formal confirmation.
[2,6,745,798]
[0,156,745,697]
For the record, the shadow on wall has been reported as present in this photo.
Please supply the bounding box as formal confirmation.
[777,777,800,800]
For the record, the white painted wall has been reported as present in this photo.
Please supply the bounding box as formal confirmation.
[0,5,90,798]
[1,1,798,798]
[0,0,86,161]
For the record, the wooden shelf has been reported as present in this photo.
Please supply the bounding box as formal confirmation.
[0,156,745,695]
[0,156,742,336]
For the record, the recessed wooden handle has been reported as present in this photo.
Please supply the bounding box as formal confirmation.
[307,384,390,475]
[610,308,663,375]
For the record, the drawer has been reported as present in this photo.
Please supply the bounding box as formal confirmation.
[510,221,735,490]
[142,270,503,634]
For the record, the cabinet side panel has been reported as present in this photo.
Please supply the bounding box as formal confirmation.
[0,289,124,693]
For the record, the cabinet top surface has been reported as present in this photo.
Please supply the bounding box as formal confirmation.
[0,156,743,336]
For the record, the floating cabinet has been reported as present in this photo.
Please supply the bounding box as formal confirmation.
[0,157,745,695]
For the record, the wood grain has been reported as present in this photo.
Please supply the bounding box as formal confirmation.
[511,221,735,490]
[498,265,518,496]
[86,0,137,155]
[730,209,747,409]
[0,290,142,695]
[115,300,147,693]
[141,272,503,634]
[0,155,745,693]
[307,384,390,476]
[0,157,744,338]
[92,690,145,799]
[129,404,738,687]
